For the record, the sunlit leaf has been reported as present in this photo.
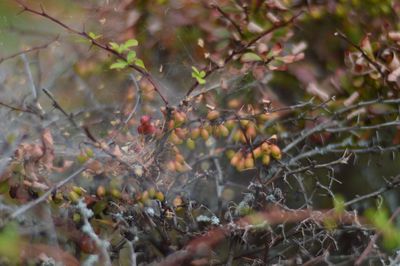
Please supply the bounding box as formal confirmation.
[0,223,20,262]
[134,58,146,70]
[127,51,137,64]
[110,59,128,70]
[241,52,263,62]
[124,39,138,48]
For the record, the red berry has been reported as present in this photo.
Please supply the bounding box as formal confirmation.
[137,125,145,134]
[140,115,151,125]
[145,125,156,135]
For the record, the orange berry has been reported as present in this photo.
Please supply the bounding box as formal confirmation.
[246,125,257,139]
[175,128,187,139]
[170,132,183,145]
[207,110,220,121]
[191,128,200,139]
[218,124,229,137]
[252,147,262,159]
[244,157,255,169]
[175,153,185,163]
[270,144,282,160]
[230,153,241,166]
[262,154,271,166]
[200,128,209,140]
[96,185,106,197]
[261,142,270,153]
[166,161,176,171]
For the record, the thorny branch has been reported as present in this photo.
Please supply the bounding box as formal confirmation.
[14,0,169,105]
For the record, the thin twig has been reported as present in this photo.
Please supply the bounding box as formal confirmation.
[0,37,57,64]
[355,207,400,265]
[15,0,169,105]
[185,11,303,97]
[9,165,87,220]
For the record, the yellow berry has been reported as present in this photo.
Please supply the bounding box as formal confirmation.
[262,154,271,166]
[186,138,196,150]
[207,110,220,121]
[270,144,282,160]
[200,128,209,140]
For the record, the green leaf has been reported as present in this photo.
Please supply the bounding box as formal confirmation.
[109,42,121,52]
[333,194,345,214]
[127,51,137,64]
[134,58,146,70]
[241,52,263,62]
[0,223,20,262]
[110,59,128,70]
[191,66,200,75]
[88,32,102,40]
[124,39,139,48]
[191,66,206,84]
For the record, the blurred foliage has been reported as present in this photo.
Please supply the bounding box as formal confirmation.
[0,0,400,265]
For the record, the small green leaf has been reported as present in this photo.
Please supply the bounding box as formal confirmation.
[333,194,345,214]
[109,42,120,51]
[0,223,20,262]
[191,66,206,84]
[110,59,128,70]
[124,39,139,48]
[241,52,263,62]
[134,58,146,70]
[191,66,200,75]
[127,51,137,63]
[88,32,102,40]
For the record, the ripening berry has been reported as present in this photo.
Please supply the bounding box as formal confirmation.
[186,138,196,150]
[155,191,165,202]
[270,144,282,160]
[174,111,186,125]
[166,161,176,171]
[262,154,271,166]
[252,147,263,159]
[230,153,241,166]
[173,196,183,209]
[225,120,235,130]
[96,185,106,197]
[170,132,183,145]
[225,149,236,159]
[200,128,209,140]
[110,188,121,199]
[257,113,269,122]
[141,190,150,203]
[190,127,200,139]
[68,190,80,203]
[77,153,88,164]
[244,157,255,169]
[72,186,85,196]
[236,158,246,171]
[218,124,229,137]
[175,161,186,173]
[148,187,156,198]
[175,153,184,163]
[239,119,249,127]
[207,110,220,121]
[246,125,257,139]
[233,130,242,142]
[168,120,175,130]
[52,192,64,204]
[174,128,187,139]
[261,142,270,154]
[140,115,151,125]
